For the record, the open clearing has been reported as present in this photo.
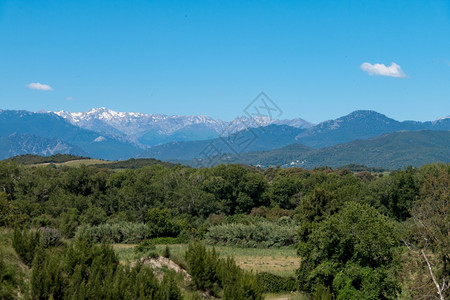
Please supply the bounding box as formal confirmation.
[35,159,112,167]
[113,243,299,277]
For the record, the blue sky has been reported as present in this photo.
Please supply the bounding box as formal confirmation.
[0,0,449,123]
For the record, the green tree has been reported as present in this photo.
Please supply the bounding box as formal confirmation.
[12,227,41,267]
[297,202,401,299]
[146,208,180,238]
[185,241,218,291]
[404,164,449,299]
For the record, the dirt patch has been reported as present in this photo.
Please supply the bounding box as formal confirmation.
[131,256,191,282]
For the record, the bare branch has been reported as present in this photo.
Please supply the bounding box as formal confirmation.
[421,249,445,300]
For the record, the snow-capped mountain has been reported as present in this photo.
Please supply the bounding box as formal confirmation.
[53,107,314,146]
[54,107,226,135]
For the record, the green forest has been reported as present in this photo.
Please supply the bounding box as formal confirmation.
[0,159,448,299]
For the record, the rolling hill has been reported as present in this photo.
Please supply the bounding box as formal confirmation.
[208,130,450,170]
[139,110,450,161]
[138,125,306,161]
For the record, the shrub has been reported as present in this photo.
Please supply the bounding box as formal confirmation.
[146,208,181,238]
[134,240,160,259]
[256,272,297,293]
[205,221,298,248]
[30,237,173,299]
[163,246,170,258]
[149,236,187,245]
[185,241,263,299]
[185,241,219,291]
[12,227,40,267]
[76,222,147,244]
[39,227,61,248]
[160,271,183,300]
[0,253,17,299]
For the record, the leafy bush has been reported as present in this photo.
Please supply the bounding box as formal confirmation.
[39,227,61,248]
[134,239,158,258]
[205,221,298,248]
[297,202,401,299]
[146,208,181,238]
[0,253,18,300]
[185,241,219,291]
[185,241,263,299]
[30,236,182,299]
[76,222,147,244]
[134,239,156,253]
[163,246,170,258]
[149,236,187,245]
[12,227,40,267]
[256,272,297,293]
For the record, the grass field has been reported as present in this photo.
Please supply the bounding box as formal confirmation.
[113,243,299,277]
[1,233,301,299]
[264,293,309,300]
[36,159,112,167]
[113,243,302,299]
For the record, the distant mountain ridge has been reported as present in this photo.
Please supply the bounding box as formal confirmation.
[53,107,314,146]
[198,130,450,170]
[138,124,307,161]
[138,110,450,161]
[294,110,450,148]
[0,133,87,159]
[0,110,141,160]
[0,108,448,168]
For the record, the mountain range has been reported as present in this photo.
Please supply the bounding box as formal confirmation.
[54,107,313,146]
[138,110,450,161]
[0,108,448,169]
[0,110,141,160]
[213,130,450,170]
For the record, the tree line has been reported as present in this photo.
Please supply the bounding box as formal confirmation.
[0,161,448,298]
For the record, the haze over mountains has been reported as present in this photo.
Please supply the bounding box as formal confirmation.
[0,108,448,169]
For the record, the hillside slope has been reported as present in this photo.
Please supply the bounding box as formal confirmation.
[0,110,142,160]
[295,110,450,148]
[215,130,450,169]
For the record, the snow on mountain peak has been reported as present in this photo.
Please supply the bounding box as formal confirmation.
[53,107,313,139]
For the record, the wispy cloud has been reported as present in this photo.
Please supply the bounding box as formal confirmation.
[27,82,53,91]
[66,96,74,101]
[360,62,406,78]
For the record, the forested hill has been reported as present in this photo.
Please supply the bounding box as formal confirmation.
[6,130,449,170]
[214,130,450,169]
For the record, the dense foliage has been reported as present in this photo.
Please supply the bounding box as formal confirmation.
[13,228,182,299]
[185,241,262,299]
[205,221,297,248]
[0,158,448,298]
[297,202,401,299]
[256,272,297,293]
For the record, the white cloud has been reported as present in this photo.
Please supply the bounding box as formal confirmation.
[27,82,53,91]
[66,96,74,101]
[360,62,406,78]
